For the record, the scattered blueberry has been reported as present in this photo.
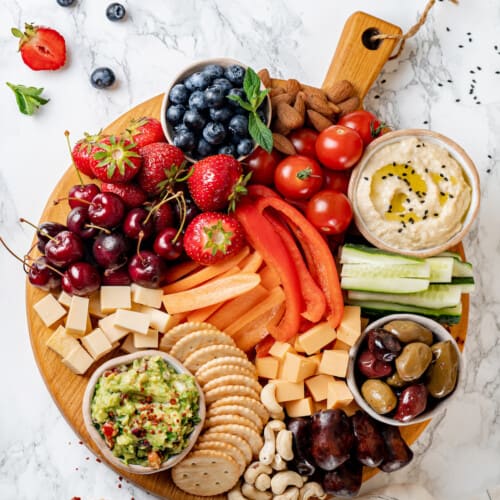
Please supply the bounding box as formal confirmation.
[225,64,245,85]
[202,122,226,145]
[202,64,225,80]
[227,88,246,108]
[218,144,236,157]
[236,138,254,157]
[204,85,225,108]
[90,67,115,89]
[209,106,233,123]
[166,104,186,125]
[188,90,208,111]
[169,83,189,104]
[57,0,75,6]
[212,78,233,95]
[183,108,206,130]
[173,129,195,151]
[197,138,215,157]
[189,71,211,91]
[228,115,248,137]
[106,3,126,21]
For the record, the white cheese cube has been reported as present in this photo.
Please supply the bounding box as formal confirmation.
[133,328,159,348]
[120,333,141,354]
[58,290,73,308]
[88,291,105,318]
[81,328,113,360]
[62,346,94,375]
[33,294,67,327]
[98,313,129,343]
[131,284,163,309]
[113,309,151,335]
[135,305,179,333]
[45,325,80,358]
[65,295,90,338]
[100,286,131,313]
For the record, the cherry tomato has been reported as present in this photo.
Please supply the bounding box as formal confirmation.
[244,147,282,186]
[323,169,351,194]
[289,128,319,158]
[315,125,363,170]
[274,155,324,200]
[306,189,353,235]
[339,110,386,146]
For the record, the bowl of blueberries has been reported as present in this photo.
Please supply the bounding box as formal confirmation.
[161,58,271,162]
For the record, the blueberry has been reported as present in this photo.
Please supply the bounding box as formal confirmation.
[202,64,225,80]
[197,138,215,158]
[90,67,115,89]
[184,75,197,92]
[173,129,195,151]
[212,78,233,95]
[188,90,208,111]
[227,88,246,108]
[183,108,206,130]
[166,104,186,125]
[204,85,225,108]
[188,71,211,90]
[225,65,245,85]
[202,122,226,145]
[218,144,236,157]
[106,3,126,21]
[228,115,248,137]
[236,138,254,157]
[169,83,189,105]
[57,0,75,6]
[209,106,232,123]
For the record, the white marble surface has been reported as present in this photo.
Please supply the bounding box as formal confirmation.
[0,0,498,499]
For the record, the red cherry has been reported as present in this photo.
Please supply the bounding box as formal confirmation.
[68,183,100,209]
[67,207,98,239]
[62,261,101,296]
[153,228,183,260]
[92,233,128,268]
[45,230,85,268]
[101,267,131,286]
[123,208,154,239]
[153,203,175,233]
[88,192,125,229]
[128,250,166,288]
[28,256,61,291]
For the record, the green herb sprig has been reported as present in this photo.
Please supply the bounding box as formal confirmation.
[6,82,49,115]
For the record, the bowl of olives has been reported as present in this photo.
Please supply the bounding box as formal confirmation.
[347,314,463,426]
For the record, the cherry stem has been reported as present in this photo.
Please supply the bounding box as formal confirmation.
[85,223,111,234]
[65,130,84,186]
[44,263,64,277]
[143,190,184,226]
[173,193,187,243]
[19,218,57,241]
[53,196,92,206]
[136,233,144,263]
[0,236,33,268]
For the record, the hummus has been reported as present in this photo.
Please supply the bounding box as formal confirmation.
[355,137,471,250]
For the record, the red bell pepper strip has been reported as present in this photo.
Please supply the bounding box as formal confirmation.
[255,334,276,358]
[235,201,303,341]
[255,196,344,328]
[247,184,279,199]
[264,210,326,323]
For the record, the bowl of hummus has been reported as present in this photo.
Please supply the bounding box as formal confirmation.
[348,129,480,257]
[82,350,205,474]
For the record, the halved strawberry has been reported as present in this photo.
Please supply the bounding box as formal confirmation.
[123,117,165,149]
[72,131,105,179]
[101,182,147,209]
[12,23,66,71]
[183,212,245,265]
[91,135,142,183]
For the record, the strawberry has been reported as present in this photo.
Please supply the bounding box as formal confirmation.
[137,143,185,196]
[72,131,105,179]
[183,212,245,265]
[91,135,142,183]
[101,182,147,209]
[12,23,66,71]
[187,154,248,212]
[123,117,165,149]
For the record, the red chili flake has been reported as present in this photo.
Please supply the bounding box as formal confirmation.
[118,484,122,489]
[96,458,102,463]
[71,497,81,500]
[118,476,123,481]
[85,457,89,461]
[170,398,177,405]
[78,441,83,445]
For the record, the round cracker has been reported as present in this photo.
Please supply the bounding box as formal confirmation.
[171,449,239,496]
[207,404,264,431]
[203,374,262,395]
[204,385,259,404]
[197,364,257,386]
[160,322,217,353]
[205,414,260,433]
[184,345,246,373]
[204,424,263,458]
[170,330,235,362]
[195,356,257,378]
[195,440,246,475]
[210,396,269,425]
[197,432,252,464]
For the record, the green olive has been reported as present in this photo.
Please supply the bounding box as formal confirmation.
[361,379,397,415]
[426,341,459,398]
[396,342,433,382]
[383,320,433,345]
[386,371,407,388]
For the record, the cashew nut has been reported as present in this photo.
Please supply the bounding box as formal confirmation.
[271,452,288,471]
[227,483,246,500]
[271,471,304,495]
[244,461,273,485]
[267,419,286,432]
[299,482,326,500]
[260,383,285,420]
[241,482,272,500]
[254,473,271,492]
[274,486,300,500]
[259,420,285,465]
[276,429,294,461]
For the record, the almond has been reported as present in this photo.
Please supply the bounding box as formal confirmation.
[270,87,285,98]
[325,80,355,103]
[338,95,360,116]
[276,101,304,130]
[304,93,334,117]
[328,101,341,114]
[271,92,293,110]
[307,110,334,132]
[257,68,272,88]
[272,133,296,155]
[294,91,306,118]
[301,84,327,101]
[285,78,301,99]
[272,118,291,136]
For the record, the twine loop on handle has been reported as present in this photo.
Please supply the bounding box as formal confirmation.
[371,0,459,60]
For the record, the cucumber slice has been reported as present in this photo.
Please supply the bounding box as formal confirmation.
[341,277,430,294]
[341,262,431,279]
[347,284,462,309]
[426,257,454,283]
[438,250,462,260]
[347,299,462,325]
[340,244,426,265]
[451,276,476,293]
[452,259,474,278]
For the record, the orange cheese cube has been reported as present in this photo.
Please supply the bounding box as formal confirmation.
[314,400,328,412]
[285,397,314,417]
[326,380,353,410]
[255,357,280,379]
[269,341,296,361]
[305,374,335,402]
[318,350,350,378]
[274,380,304,402]
[280,353,317,383]
[333,339,351,351]
[297,321,336,355]
[336,306,361,346]
[34,293,67,328]
[293,335,306,353]
[308,353,322,374]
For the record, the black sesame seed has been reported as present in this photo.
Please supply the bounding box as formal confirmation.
[487,168,491,173]
[399,214,405,218]
[411,169,416,174]
[456,98,461,102]
[392,162,396,166]
[374,95,380,99]
[444,177,449,181]
[423,215,428,220]
[477,101,481,105]
[409,208,413,212]
[496,71,500,75]
[423,120,428,125]
[382,176,387,179]
[409,188,413,192]
[446,27,450,32]
[488,154,492,159]
[495,45,498,50]
[438,83,443,87]
[447,79,452,83]
[388,173,394,177]
[406,198,410,203]
[472,79,477,83]
[398,228,403,233]
[440,173,444,178]
[381,79,386,84]
[440,192,445,196]
[458,45,464,48]
[434,213,439,217]
[470,70,475,74]
[363,176,369,181]
[469,37,473,42]
[402,173,408,177]
[404,164,409,169]
[477,66,482,71]
[449,194,454,198]
[420,200,426,204]
[425,168,429,173]
[424,209,429,215]
[442,164,446,168]
[409,218,415,224]
[416,144,421,148]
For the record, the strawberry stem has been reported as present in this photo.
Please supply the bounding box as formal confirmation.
[65,131,84,186]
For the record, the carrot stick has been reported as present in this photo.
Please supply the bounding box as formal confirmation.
[239,250,264,273]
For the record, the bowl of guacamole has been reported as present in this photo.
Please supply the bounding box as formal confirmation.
[82,350,205,474]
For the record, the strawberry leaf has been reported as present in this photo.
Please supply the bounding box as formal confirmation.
[6,82,49,116]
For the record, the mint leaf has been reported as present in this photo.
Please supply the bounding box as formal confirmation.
[226,93,254,112]
[254,88,270,112]
[6,82,49,115]
[11,28,23,38]
[248,112,273,153]
[243,67,261,105]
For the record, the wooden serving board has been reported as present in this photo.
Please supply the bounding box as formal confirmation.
[26,11,469,499]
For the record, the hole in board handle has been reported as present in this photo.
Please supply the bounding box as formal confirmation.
[362,28,382,50]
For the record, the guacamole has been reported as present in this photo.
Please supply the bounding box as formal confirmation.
[90,355,201,468]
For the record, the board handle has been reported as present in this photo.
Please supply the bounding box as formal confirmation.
[322,11,402,101]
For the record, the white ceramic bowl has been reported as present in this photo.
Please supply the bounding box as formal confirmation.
[160,58,272,163]
[82,350,205,474]
[346,313,464,426]
[347,129,480,258]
